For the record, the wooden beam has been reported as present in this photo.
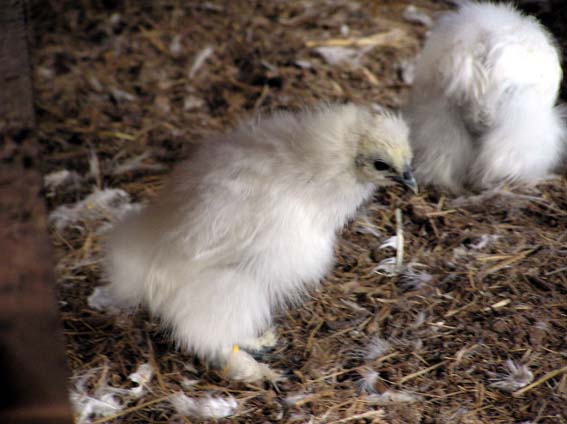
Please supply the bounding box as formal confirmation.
[0,0,35,131]
[0,0,74,422]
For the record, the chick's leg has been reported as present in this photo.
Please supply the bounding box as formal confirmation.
[160,267,281,383]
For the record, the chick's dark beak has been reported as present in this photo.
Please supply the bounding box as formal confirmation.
[392,166,418,194]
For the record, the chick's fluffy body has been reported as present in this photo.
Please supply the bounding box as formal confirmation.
[106,104,410,362]
[407,2,565,193]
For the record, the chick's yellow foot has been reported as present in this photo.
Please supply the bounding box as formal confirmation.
[223,344,282,383]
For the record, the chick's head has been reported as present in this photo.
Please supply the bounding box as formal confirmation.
[353,112,417,193]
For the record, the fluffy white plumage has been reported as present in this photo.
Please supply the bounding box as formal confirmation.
[104,103,416,381]
[406,2,565,193]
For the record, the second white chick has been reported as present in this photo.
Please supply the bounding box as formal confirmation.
[105,104,416,382]
[406,2,565,194]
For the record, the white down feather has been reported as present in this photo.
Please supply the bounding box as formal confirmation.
[406,1,565,193]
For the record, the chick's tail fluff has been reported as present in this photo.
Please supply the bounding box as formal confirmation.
[103,209,150,308]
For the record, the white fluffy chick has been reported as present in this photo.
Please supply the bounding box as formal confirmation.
[406,2,565,194]
[104,103,416,382]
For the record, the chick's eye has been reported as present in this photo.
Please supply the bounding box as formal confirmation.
[373,160,391,172]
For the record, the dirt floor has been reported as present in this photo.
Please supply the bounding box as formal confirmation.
[33,0,567,423]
